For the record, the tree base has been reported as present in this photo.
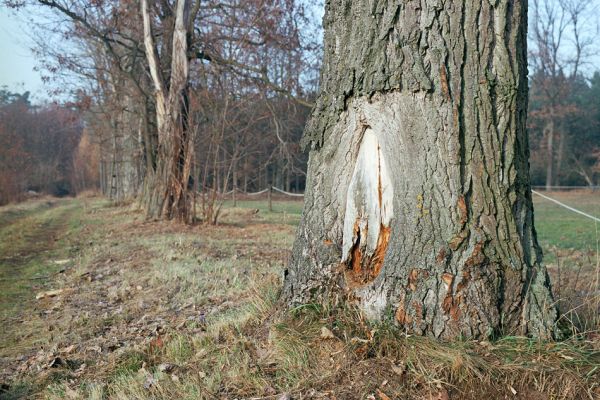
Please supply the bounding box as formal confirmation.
[284,93,559,340]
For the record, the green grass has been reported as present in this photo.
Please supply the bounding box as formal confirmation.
[533,191,599,260]
[219,199,303,225]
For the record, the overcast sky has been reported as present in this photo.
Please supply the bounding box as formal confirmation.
[0,7,45,98]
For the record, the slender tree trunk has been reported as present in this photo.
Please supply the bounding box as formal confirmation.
[100,159,106,195]
[233,155,238,206]
[243,156,248,193]
[283,0,558,339]
[545,120,554,191]
[555,127,564,186]
[294,172,299,193]
[110,128,119,201]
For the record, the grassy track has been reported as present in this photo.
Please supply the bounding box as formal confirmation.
[0,195,597,400]
[0,198,88,359]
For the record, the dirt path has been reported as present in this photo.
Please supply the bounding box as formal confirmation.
[0,199,80,363]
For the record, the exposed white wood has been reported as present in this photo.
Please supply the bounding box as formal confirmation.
[141,0,167,133]
[168,0,190,112]
[341,127,394,262]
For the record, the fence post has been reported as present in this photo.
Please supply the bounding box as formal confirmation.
[268,186,273,212]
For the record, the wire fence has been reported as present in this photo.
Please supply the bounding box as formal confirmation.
[201,186,303,212]
[215,187,303,197]
[532,190,600,223]
[212,186,599,217]
[532,185,599,191]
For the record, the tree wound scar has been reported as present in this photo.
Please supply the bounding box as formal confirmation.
[341,128,394,285]
[440,64,451,102]
[457,195,468,227]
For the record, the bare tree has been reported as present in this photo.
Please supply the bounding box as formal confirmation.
[140,0,196,221]
[529,0,599,189]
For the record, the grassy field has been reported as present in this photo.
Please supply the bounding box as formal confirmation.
[533,190,599,260]
[220,191,599,261]
[0,193,598,400]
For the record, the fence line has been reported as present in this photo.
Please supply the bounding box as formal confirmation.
[271,186,305,197]
[200,186,304,198]
[243,188,271,196]
[532,190,600,223]
[207,187,599,223]
[532,185,598,190]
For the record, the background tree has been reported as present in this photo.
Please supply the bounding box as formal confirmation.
[0,88,84,204]
[528,0,600,188]
[0,91,31,204]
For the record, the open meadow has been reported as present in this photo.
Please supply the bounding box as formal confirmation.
[0,191,598,399]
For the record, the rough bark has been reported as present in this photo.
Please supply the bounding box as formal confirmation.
[283,0,558,339]
[141,0,195,222]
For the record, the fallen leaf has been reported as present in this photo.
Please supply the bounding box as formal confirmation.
[149,336,164,350]
[65,385,79,399]
[86,345,102,353]
[158,363,175,373]
[48,357,64,368]
[376,388,391,400]
[391,363,406,375]
[36,289,65,300]
[320,326,336,340]
[74,363,86,376]
[143,375,156,390]
[264,386,277,395]
[60,345,76,354]
[427,389,450,400]
[195,348,207,358]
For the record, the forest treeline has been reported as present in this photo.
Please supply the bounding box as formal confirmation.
[0,89,96,204]
[529,72,600,188]
[0,0,599,211]
[1,0,319,221]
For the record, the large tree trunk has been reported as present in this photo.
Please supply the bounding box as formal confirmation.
[141,0,194,222]
[283,0,558,339]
